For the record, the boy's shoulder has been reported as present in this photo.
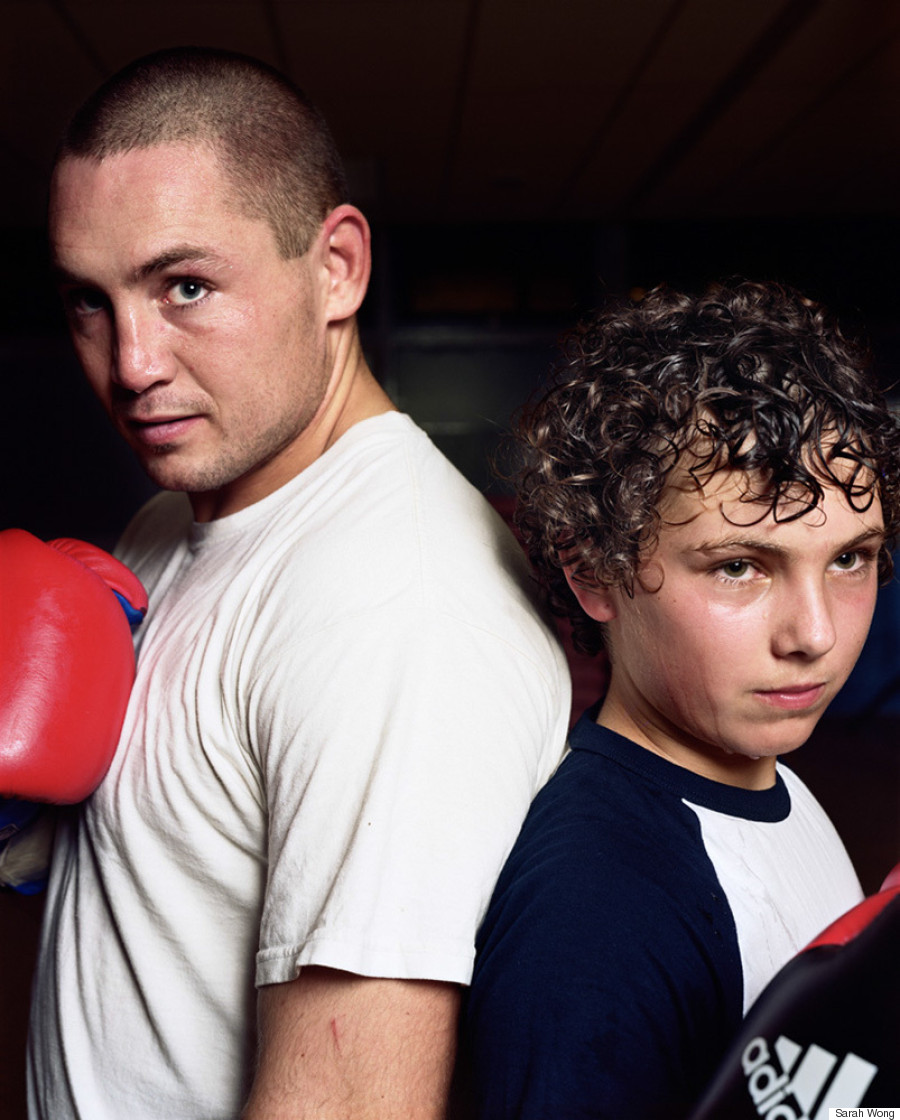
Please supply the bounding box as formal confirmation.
[479,720,740,947]
[466,718,747,1117]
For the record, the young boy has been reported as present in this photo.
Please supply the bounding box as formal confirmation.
[457,281,900,1119]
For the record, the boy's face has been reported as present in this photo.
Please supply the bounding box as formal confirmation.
[573,467,885,788]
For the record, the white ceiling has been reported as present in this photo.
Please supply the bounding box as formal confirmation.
[3,0,900,229]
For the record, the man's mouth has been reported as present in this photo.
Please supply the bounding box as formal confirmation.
[123,413,203,447]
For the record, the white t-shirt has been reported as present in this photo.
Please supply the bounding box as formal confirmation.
[28,413,571,1120]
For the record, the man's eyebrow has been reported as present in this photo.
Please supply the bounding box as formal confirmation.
[52,245,220,286]
[52,260,91,286]
[130,246,218,283]
[693,528,885,556]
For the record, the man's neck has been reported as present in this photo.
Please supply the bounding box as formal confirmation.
[189,332,395,523]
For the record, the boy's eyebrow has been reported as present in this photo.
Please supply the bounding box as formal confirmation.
[693,528,886,557]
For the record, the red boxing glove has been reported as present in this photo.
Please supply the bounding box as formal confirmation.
[0,528,147,803]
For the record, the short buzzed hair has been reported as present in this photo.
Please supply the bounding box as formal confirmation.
[57,46,349,258]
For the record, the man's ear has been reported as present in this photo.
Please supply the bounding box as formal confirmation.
[563,566,618,623]
[318,204,371,322]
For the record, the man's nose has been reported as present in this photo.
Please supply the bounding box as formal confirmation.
[111,305,173,392]
[771,578,837,660]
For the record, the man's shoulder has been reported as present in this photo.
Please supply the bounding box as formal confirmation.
[271,414,550,628]
[320,412,499,532]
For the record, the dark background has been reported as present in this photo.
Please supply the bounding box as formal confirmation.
[2,2,900,1116]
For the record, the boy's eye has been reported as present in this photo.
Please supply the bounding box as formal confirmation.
[721,559,751,579]
[168,279,208,305]
[832,551,861,570]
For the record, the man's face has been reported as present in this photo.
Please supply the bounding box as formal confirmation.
[50,143,332,520]
[593,469,884,787]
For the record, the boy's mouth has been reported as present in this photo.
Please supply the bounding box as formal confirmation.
[754,683,826,710]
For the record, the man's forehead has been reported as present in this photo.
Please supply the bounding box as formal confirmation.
[49,142,278,271]
[53,140,224,198]
[50,141,251,235]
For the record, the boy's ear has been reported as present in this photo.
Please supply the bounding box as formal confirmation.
[563,566,618,623]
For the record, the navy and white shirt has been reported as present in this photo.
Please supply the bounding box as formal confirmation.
[459,710,862,1120]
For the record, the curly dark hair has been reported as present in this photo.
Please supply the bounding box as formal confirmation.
[515,281,900,656]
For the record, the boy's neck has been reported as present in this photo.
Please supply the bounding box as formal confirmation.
[595,690,780,791]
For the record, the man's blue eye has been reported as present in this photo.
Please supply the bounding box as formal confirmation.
[171,279,207,304]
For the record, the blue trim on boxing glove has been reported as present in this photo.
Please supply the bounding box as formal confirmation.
[113,589,147,630]
[12,876,47,895]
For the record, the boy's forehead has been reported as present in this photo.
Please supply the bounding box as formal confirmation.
[657,465,884,543]
[661,467,774,522]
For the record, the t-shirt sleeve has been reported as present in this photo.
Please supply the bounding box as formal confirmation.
[251,605,566,987]
[458,775,744,1118]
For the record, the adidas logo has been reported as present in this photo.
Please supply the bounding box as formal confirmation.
[742,1034,878,1119]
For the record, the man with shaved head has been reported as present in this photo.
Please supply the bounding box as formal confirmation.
[29,47,570,1120]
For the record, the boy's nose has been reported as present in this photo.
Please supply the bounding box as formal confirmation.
[771,579,836,660]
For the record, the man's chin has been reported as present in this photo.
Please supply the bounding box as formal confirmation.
[134,454,205,494]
